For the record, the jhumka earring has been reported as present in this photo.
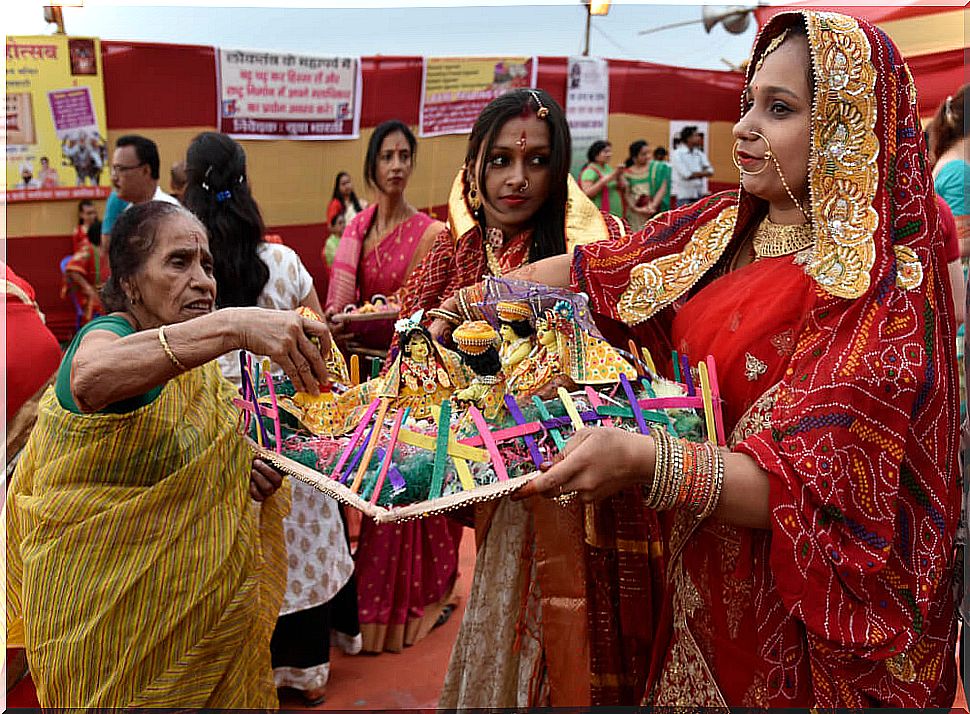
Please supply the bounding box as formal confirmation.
[465,168,482,211]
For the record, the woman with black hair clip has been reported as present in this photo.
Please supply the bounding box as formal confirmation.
[183,131,357,706]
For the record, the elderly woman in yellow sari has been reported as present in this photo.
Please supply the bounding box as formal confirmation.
[6,200,334,708]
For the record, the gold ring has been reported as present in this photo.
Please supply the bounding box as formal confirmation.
[556,490,577,507]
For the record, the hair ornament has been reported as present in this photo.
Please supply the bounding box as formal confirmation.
[528,90,550,119]
[754,27,790,74]
[216,190,232,203]
[394,309,426,336]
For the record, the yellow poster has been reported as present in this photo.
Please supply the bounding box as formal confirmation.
[420,56,537,137]
[6,35,110,202]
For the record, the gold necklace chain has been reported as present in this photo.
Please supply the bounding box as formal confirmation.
[752,219,814,259]
[483,228,528,276]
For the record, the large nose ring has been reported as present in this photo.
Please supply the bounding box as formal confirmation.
[519,179,530,193]
[732,130,773,175]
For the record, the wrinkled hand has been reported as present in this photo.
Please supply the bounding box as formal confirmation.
[513,427,654,504]
[250,458,284,501]
[324,307,354,349]
[233,307,332,395]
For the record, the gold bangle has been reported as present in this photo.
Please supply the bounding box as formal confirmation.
[427,308,463,325]
[158,325,188,372]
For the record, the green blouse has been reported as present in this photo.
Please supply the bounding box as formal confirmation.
[55,315,163,414]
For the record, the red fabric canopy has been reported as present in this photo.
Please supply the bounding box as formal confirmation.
[755,2,967,26]
[100,42,745,131]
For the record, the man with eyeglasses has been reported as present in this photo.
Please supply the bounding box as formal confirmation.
[110,134,179,207]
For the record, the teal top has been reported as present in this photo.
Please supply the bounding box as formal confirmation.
[647,160,672,212]
[55,314,163,414]
[934,159,969,217]
[101,191,130,235]
[581,163,624,218]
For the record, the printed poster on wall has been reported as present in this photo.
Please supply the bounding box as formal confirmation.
[420,56,538,137]
[219,49,361,140]
[565,57,609,179]
[6,35,111,203]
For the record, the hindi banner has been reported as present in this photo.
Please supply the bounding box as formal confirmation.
[219,49,361,140]
[6,35,110,203]
[420,56,537,137]
[566,57,610,178]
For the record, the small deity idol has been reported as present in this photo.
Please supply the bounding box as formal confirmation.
[506,309,562,397]
[452,320,506,419]
[376,310,470,419]
[496,301,535,374]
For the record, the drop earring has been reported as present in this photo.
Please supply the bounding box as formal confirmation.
[466,170,482,211]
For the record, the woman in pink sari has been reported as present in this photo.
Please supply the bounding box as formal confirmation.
[325,120,458,654]
[325,120,445,350]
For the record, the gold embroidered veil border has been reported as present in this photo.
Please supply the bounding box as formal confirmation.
[446,169,612,250]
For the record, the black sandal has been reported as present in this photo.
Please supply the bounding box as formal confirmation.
[433,603,457,629]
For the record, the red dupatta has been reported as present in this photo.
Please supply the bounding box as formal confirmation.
[572,11,960,707]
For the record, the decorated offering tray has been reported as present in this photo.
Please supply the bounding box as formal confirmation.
[331,294,400,323]
[235,281,725,522]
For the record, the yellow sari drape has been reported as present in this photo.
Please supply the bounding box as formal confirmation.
[5,361,289,708]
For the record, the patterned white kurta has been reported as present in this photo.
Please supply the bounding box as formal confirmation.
[219,240,353,615]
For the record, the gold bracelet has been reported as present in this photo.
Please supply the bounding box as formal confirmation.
[158,325,188,372]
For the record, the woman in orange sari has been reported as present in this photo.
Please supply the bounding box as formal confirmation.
[496,11,959,707]
[406,89,646,707]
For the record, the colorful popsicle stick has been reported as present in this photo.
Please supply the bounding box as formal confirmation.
[468,405,508,481]
[428,400,453,498]
[586,386,613,427]
[503,394,543,468]
[558,387,586,431]
[697,361,717,445]
[620,372,649,435]
[681,353,696,396]
[350,354,360,385]
[330,398,381,480]
[398,429,487,461]
[430,405,476,491]
[706,355,726,446]
[532,396,566,451]
[351,398,389,493]
[628,339,646,377]
[370,407,409,505]
[640,347,657,375]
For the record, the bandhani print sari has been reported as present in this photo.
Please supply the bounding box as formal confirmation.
[426,172,660,707]
[571,11,960,707]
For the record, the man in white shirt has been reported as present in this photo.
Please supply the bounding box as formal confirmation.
[110,134,180,207]
[670,125,713,207]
